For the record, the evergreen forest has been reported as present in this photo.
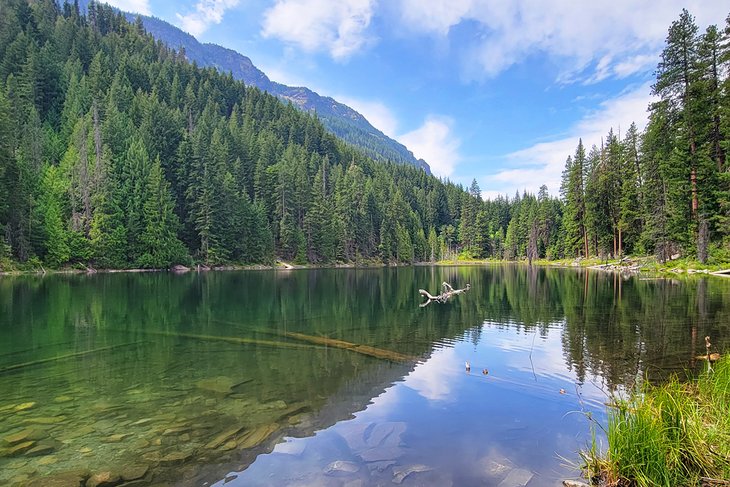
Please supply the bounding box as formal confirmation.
[0,1,728,270]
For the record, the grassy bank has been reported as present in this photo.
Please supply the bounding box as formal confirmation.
[581,356,730,486]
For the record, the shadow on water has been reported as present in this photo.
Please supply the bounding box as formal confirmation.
[0,266,728,485]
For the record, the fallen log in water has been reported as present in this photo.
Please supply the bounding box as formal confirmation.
[419,282,470,307]
[136,330,318,350]
[280,332,415,363]
[0,342,146,374]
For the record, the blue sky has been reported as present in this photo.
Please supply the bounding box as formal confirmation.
[105,0,727,198]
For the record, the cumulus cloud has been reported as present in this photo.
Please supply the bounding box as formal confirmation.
[319,95,461,176]
[399,116,461,178]
[398,0,727,82]
[176,0,240,37]
[336,96,399,138]
[262,0,377,60]
[102,0,151,15]
[403,347,459,402]
[481,82,655,199]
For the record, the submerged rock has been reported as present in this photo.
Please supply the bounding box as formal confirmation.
[131,418,156,426]
[482,459,511,478]
[37,455,58,465]
[359,446,405,463]
[366,422,406,448]
[204,425,245,449]
[161,426,190,436]
[236,423,278,449]
[563,481,591,487]
[159,451,192,465]
[261,400,287,410]
[87,471,122,487]
[195,376,238,395]
[105,433,133,443]
[221,440,237,451]
[24,416,66,425]
[497,469,534,487]
[120,465,149,481]
[13,402,36,412]
[2,427,46,445]
[27,469,90,487]
[367,460,396,473]
[325,460,360,475]
[25,443,55,456]
[392,464,433,484]
[339,422,372,453]
[2,440,35,456]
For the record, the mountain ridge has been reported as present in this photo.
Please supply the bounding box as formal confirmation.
[131,13,431,173]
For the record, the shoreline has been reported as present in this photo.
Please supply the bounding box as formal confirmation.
[2,257,729,278]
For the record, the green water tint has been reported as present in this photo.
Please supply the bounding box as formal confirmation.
[1,267,729,486]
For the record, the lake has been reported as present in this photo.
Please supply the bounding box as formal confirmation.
[1,266,728,486]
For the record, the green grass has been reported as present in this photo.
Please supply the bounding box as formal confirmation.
[582,357,730,486]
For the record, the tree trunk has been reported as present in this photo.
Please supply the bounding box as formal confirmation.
[618,227,622,258]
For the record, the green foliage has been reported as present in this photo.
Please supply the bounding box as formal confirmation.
[137,157,187,268]
[585,357,730,486]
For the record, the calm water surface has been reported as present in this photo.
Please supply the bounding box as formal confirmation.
[1,266,729,486]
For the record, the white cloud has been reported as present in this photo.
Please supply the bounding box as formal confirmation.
[102,0,151,15]
[403,347,459,402]
[325,96,461,176]
[262,0,377,60]
[399,116,461,178]
[398,0,727,82]
[336,96,399,138]
[481,82,655,198]
[176,0,241,37]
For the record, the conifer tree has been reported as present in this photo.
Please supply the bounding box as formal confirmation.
[137,157,186,268]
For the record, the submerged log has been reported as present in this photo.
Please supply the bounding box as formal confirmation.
[281,332,415,363]
[0,342,145,374]
[419,282,470,307]
[138,330,318,350]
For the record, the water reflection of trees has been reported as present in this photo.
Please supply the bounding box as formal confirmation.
[469,267,730,388]
[2,267,729,393]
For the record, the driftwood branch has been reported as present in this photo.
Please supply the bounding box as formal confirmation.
[419,282,470,307]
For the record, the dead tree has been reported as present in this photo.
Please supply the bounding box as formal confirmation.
[419,282,470,307]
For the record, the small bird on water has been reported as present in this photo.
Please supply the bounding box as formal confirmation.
[465,361,471,372]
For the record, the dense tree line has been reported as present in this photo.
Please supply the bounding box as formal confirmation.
[0,2,727,269]
[560,10,730,263]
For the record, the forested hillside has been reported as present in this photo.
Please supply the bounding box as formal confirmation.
[122,11,431,172]
[0,2,727,270]
[0,0,476,269]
